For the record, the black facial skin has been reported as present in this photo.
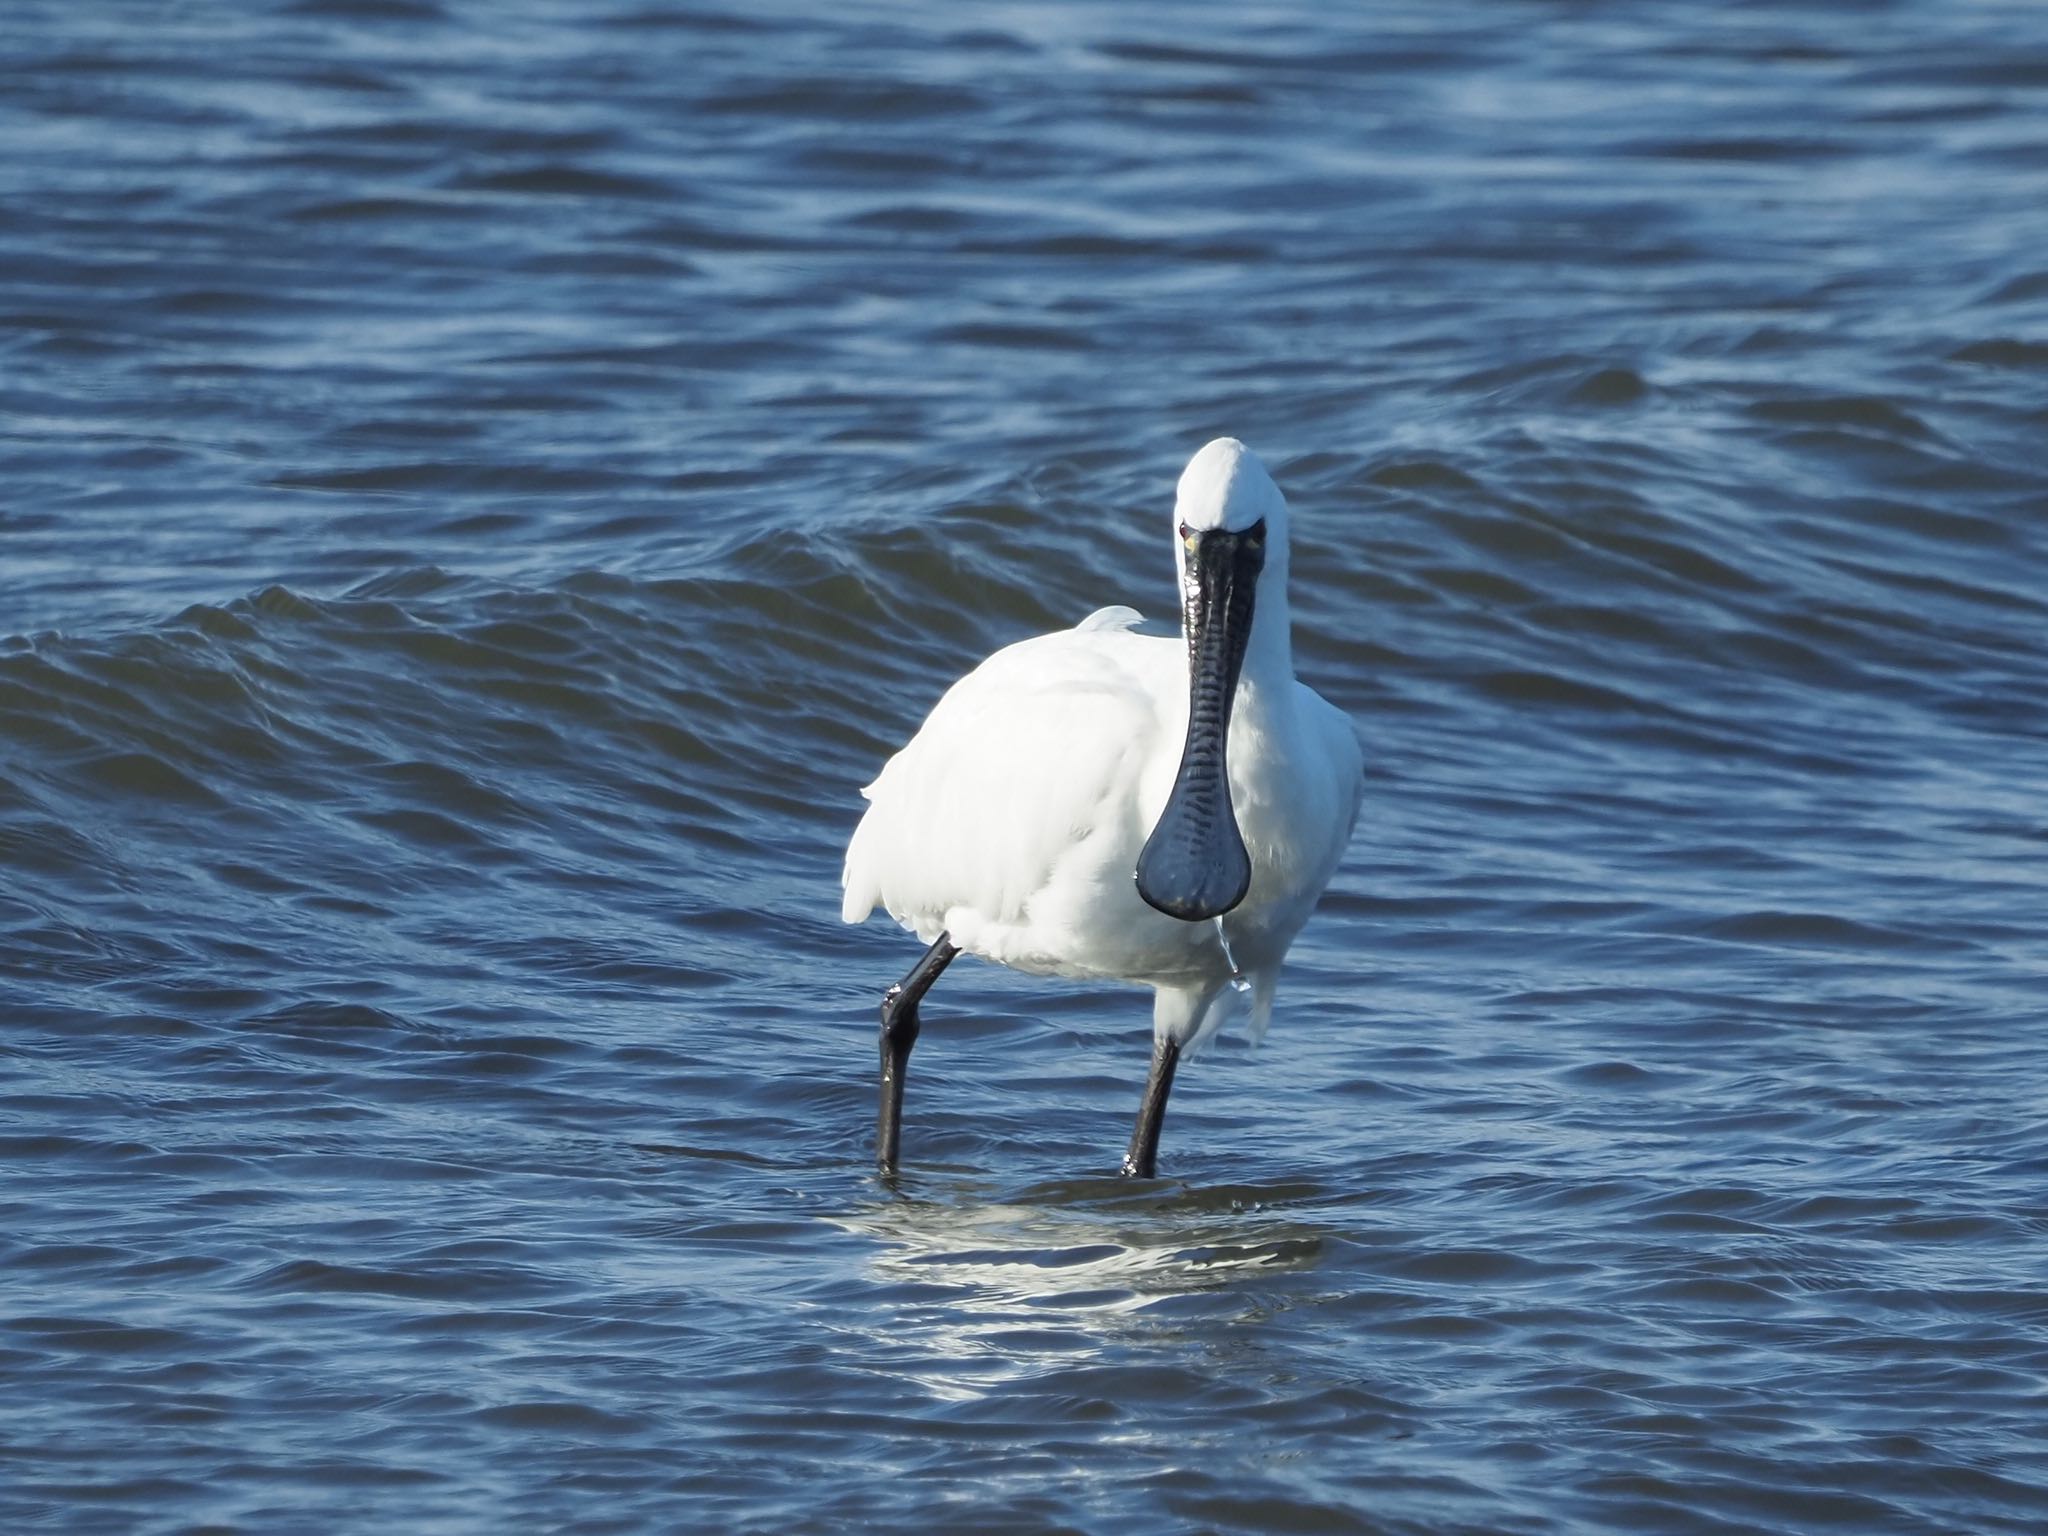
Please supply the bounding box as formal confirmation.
[1134,519,1267,922]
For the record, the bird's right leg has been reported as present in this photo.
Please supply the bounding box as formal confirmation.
[878,934,960,1177]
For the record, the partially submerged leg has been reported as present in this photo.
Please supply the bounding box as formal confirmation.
[1119,1034,1182,1179]
[1121,983,1229,1179]
[877,934,959,1176]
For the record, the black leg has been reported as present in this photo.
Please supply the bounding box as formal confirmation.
[877,934,959,1176]
[1119,1034,1182,1179]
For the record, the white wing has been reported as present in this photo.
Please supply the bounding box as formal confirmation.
[841,612,1177,953]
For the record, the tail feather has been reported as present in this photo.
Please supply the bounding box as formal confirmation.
[841,829,877,924]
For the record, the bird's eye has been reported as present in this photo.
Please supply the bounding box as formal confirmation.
[1178,521,1194,542]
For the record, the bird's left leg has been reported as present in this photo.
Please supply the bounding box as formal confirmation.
[877,934,959,1177]
[1119,1033,1182,1179]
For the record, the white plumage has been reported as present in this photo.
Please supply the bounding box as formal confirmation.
[843,438,1362,1175]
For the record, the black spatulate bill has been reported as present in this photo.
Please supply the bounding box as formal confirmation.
[1134,521,1265,922]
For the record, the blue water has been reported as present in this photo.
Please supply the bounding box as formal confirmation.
[5,2,2048,1531]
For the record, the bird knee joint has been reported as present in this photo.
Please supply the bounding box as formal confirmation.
[880,985,919,1038]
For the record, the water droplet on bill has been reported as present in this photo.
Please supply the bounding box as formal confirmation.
[1213,917,1251,992]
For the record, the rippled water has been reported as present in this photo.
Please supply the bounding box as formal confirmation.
[6,2,2048,1531]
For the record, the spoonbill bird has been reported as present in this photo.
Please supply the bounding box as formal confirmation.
[841,438,1362,1178]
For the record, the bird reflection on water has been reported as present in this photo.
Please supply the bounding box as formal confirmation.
[828,1176,1343,1434]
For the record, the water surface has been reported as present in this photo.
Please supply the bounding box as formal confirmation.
[5,2,2048,1531]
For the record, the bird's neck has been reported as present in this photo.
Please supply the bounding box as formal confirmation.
[1240,564,1294,689]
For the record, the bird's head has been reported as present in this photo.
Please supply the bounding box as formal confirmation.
[1136,438,1289,923]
